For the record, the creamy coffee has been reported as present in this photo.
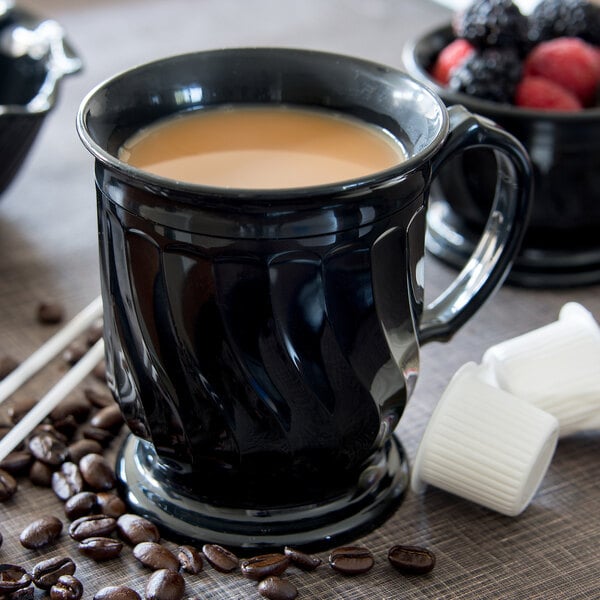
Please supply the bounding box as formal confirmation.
[118,105,407,189]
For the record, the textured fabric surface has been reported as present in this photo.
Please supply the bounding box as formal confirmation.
[0,1,599,598]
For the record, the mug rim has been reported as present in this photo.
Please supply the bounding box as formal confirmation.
[77,47,450,200]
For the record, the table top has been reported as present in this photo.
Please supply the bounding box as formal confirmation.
[1,1,599,598]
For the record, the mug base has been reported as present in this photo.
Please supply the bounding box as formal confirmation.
[427,199,600,288]
[115,433,409,551]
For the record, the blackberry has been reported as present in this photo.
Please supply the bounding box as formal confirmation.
[528,0,600,45]
[456,0,529,54]
[448,48,523,103]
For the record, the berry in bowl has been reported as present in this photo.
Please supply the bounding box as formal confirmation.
[403,0,600,287]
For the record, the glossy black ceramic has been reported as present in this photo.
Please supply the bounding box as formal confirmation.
[78,48,531,549]
[0,5,81,195]
[403,26,600,287]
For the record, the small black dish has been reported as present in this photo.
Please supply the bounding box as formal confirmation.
[403,25,600,287]
[0,3,81,195]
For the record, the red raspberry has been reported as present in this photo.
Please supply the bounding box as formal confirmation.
[524,37,600,106]
[515,75,583,111]
[431,39,475,85]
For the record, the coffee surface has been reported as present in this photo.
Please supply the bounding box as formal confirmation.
[119,105,406,189]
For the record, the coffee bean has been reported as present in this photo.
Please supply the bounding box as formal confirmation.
[90,404,124,431]
[96,492,127,518]
[94,586,141,600]
[240,553,289,581]
[176,545,203,574]
[0,564,32,593]
[11,586,35,600]
[258,576,298,600]
[29,432,69,466]
[328,546,374,575]
[202,543,239,573]
[20,515,63,549]
[37,301,65,324]
[69,514,117,541]
[31,424,69,444]
[0,451,32,475]
[387,544,436,575]
[133,542,179,571]
[117,514,160,545]
[78,453,115,491]
[84,386,114,409]
[284,546,322,571]
[0,425,11,440]
[92,361,107,382]
[0,354,19,379]
[78,537,123,561]
[62,342,87,366]
[81,425,115,446]
[29,460,54,487]
[50,575,83,600]
[9,396,37,423]
[145,569,184,600]
[52,415,79,440]
[67,439,103,464]
[50,395,91,424]
[65,491,98,520]
[52,462,84,501]
[0,467,18,501]
[32,556,76,590]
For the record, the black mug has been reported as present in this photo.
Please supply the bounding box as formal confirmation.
[78,48,532,549]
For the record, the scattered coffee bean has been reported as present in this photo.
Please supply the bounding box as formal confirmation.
[50,395,91,423]
[92,361,107,382]
[0,448,21,474]
[90,404,124,431]
[117,514,160,545]
[81,425,115,446]
[84,386,114,409]
[258,576,298,600]
[0,564,32,593]
[284,546,322,571]
[50,574,83,600]
[0,354,19,379]
[202,543,239,573]
[29,460,54,487]
[78,453,116,491]
[69,514,117,541]
[94,585,141,600]
[52,415,79,439]
[96,492,127,518]
[52,462,84,501]
[78,536,123,561]
[19,515,63,549]
[328,546,374,575]
[32,424,69,444]
[240,553,290,581]
[28,432,69,466]
[32,556,76,590]
[37,301,65,324]
[9,396,38,423]
[387,544,436,575]
[176,545,203,574]
[145,569,184,600]
[65,491,98,521]
[67,439,103,464]
[11,586,35,600]
[0,467,18,501]
[62,342,87,366]
[133,542,179,571]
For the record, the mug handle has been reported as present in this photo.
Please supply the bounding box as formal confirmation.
[418,105,533,344]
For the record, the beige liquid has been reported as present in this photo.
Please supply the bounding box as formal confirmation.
[118,105,407,189]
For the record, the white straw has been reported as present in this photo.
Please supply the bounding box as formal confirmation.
[0,295,103,405]
[0,338,105,462]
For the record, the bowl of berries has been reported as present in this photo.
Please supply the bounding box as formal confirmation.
[403,0,600,287]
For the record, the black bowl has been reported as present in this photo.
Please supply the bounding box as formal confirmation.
[0,4,81,195]
[403,25,600,287]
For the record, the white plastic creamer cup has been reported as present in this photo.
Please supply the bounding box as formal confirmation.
[411,362,559,516]
[483,303,600,437]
